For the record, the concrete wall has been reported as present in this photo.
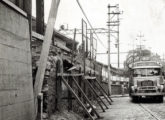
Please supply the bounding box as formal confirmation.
[0,3,35,120]
[101,82,128,95]
[111,85,122,95]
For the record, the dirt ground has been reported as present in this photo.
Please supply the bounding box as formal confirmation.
[43,111,85,120]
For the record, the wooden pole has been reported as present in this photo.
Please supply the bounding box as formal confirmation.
[86,79,108,109]
[34,0,60,113]
[68,76,73,110]
[82,19,87,103]
[84,78,108,110]
[23,0,32,49]
[36,0,45,35]
[37,93,43,120]
[78,68,82,98]
[72,28,76,62]
[95,78,113,102]
[93,81,112,105]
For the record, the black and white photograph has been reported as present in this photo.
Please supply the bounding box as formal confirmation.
[0,0,165,120]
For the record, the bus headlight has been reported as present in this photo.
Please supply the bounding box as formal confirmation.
[157,85,163,92]
[134,85,137,89]
[131,86,135,92]
[131,85,137,92]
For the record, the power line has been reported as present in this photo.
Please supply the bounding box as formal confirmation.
[76,0,106,48]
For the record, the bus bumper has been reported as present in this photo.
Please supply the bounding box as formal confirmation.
[131,92,165,96]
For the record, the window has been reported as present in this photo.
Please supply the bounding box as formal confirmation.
[133,68,160,77]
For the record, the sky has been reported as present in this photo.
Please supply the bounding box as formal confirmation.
[32,0,165,68]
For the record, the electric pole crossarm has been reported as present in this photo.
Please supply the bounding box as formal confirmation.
[108,13,121,14]
[59,28,118,35]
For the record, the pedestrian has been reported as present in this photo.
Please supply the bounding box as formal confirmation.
[121,83,125,96]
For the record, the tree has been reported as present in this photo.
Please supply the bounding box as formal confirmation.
[124,48,151,68]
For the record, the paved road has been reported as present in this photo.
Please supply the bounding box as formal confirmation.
[98,96,165,120]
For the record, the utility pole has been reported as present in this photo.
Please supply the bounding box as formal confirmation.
[162,53,165,62]
[36,0,44,35]
[107,4,122,68]
[107,4,122,95]
[117,12,120,68]
[107,4,112,95]
[137,32,144,60]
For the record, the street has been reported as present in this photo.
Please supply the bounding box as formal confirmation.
[99,96,165,120]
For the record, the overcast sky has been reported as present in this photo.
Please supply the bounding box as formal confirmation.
[32,0,165,68]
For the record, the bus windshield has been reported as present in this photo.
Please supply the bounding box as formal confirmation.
[133,68,160,77]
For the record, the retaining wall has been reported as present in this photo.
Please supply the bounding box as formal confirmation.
[0,3,35,120]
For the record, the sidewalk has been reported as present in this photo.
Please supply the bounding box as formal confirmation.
[97,97,160,120]
[100,94,129,99]
[111,94,129,98]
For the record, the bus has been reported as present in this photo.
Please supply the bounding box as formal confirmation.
[129,61,165,102]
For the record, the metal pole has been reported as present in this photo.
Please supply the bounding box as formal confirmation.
[117,12,120,68]
[37,93,43,120]
[107,4,112,95]
[133,39,136,66]
[82,19,86,75]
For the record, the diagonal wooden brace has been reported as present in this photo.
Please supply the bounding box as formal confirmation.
[33,0,60,116]
[93,81,112,105]
[72,76,101,118]
[84,78,109,110]
[95,78,113,102]
[61,76,94,120]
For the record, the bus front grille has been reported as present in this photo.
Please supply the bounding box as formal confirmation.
[141,80,154,86]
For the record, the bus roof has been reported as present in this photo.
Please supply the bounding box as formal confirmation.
[131,61,162,69]
[133,66,161,69]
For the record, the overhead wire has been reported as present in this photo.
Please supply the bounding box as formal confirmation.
[76,0,107,49]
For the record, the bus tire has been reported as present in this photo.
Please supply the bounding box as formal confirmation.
[132,96,138,102]
[158,96,163,103]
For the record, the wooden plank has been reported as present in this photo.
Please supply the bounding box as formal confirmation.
[34,0,60,112]
[95,78,113,102]
[68,76,73,110]
[61,76,94,120]
[32,31,44,41]
[72,76,101,118]
[78,69,82,98]
[84,76,96,80]
[93,80,112,105]
[83,78,105,112]
[57,73,84,77]
[72,28,76,62]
